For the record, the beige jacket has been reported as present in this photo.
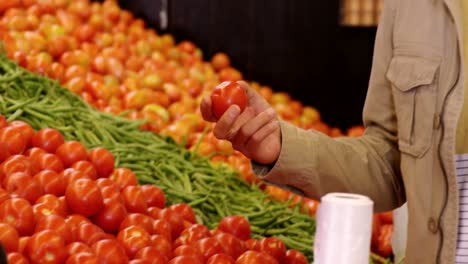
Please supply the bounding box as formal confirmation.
[255,0,466,263]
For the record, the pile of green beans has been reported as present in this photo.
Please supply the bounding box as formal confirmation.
[0,52,316,261]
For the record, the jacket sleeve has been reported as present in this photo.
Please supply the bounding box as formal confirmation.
[254,0,405,212]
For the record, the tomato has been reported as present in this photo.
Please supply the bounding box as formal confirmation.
[150,235,173,260]
[65,252,99,264]
[91,239,129,264]
[17,236,29,254]
[50,62,65,82]
[65,214,91,238]
[87,147,115,178]
[302,198,320,216]
[66,242,92,258]
[36,153,64,173]
[3,172,43,203]
[47,35,69,59]
[379,211,393,225]
[0,125,27,154]
[168,203,196,224]
[371,215,382,248]
[119,213,154,235]
[61,168,91,187]
[64,65,87,82]
[174,224,210,248]
[207,253,235,264]
[0,187,9,205]
[119,185,147,214]
[7,252,28,264]
[33,194,67,219]
[173,245,204,263]
[244,239,259,251]
[258,237,286,262]
[0,142,11,163]
[284,249,308,264]
[2,154,37,177]
[0,198,35,236]
[74,222,107,246]
[110,168,138,190]
[211,52,231,71]
[33,170,65,196]
[147,206,161,219]
[139,184,165,208]
[158,208,185,239]
[193,237,225,262]
[65,178,103,217]
[9,121,33,146]
[235,250,277,264]
[134,246,168,263]
[0,222,19,253]
[168,256,202,264]
[92,199,127,233]
[24,147,46,164]
[217,215,251,241]
[71,160,98,180]
[55,141,88,167]
[34,214,72,244]
[99,184,123,203]
[152,219,173,242]
[26,230,66,264]
[117,225,152,258]
[376,224,393,258]
[213,232,247,259]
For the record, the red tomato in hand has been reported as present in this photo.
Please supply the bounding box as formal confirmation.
[55,141,88,167]
[31,128,64,153]
[0,198,35,236]
[284,249,308,264]
[211,81,247,120]
[217,215,251,241]
[65,178,103,217]
[87,147,115,178]
[26,230,66,264]
[0,222,19,253]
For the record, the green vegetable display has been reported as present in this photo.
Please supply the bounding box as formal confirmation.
[0,52,316,261]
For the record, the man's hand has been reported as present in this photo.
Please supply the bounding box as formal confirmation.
[200,81,281,165]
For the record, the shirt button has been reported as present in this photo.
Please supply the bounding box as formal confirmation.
[428,218,438,234]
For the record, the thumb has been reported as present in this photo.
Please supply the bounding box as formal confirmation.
[236,81,270,112]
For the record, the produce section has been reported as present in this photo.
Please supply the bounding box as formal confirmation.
[0,0,395,263]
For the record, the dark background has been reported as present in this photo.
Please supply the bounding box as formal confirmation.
[118,0,377,130]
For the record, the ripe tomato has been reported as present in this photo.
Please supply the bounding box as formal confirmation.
[217,215,251,241]
[379,211,393,225]
[0,222,19,252]
[210,81,247,120]
[168,256,202,264]
[65,252,99,264]
[302,198,320,216]
[73,222,107,246]
[33,194,67,219]
[150,235,173,260]
[66,242,92,258]
[110,168,138,190]
[24,147,46,164]
[174,224,210,248]
[284,249,308,264]
[33,170,65,196]
[65,178,103,217]
[173,245,204,263]
[371,215,382,248]
[0,198,35,236]
[34,214,72,244]
[0,142,11,163]
[92,199,127,233]
[99,184,123,203]
[7,252,28,264]
[26,230,66,264]
[0,155,37,179]
[117,225,152,258]
[71,160,98,180]
[65,214,91,239]
[87,147,115,178]
[213,232,247,259]
[152,219,173,242]
[36,153,64,173]
[158,208,185,239]
[134,246,168,263]
[236,250,278,264]
[258,237,286,262]
[376,224,393,258]
[207,253,235,264]
[193,237,225,262]
[9,121,33,146]
[3,172,43,203]
[211,52,231,71]
[55,141,88,167]
[61,168,91,187]
[119,213,154,235]
[17,236,29,254]
[0,126,27,154]
[91,239,129,264]
[0,187,9,205]
[121,185,148,213]
[139,184,165,208]
[168,203,197,224]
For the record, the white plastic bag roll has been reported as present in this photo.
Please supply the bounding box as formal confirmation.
[314,193,374,264]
